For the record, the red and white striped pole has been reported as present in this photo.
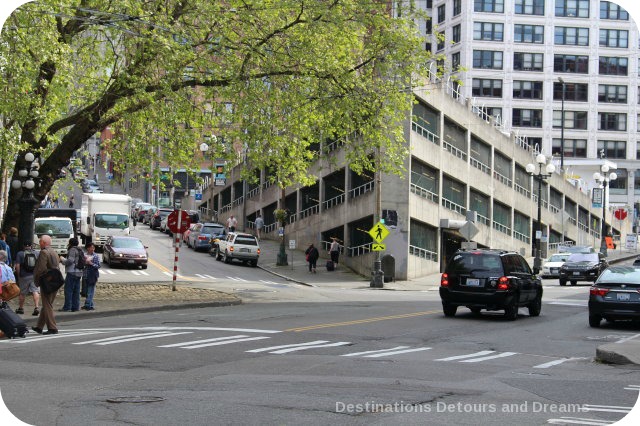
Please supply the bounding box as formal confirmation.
[172,209,182,291]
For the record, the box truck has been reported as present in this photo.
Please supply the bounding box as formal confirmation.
[81,193,132,248]
[34,208,78,255]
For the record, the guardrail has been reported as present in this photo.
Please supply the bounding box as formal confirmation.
[349,181,374,199]
[493,222,511,236]
[246,187,260,199]
[411,121,440,145]
[348,243,372,257]
[299,204,319,219]
[409,245,438,262]
[442,141,467,161]
[493,171,512,187]
[442,198,466,215]
[323,193,345,210]
[513,230,530,244]
[470,157,490,174]
[410,183,438,203]
[220,203,232,213]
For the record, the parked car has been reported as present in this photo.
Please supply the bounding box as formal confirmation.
[633,257,640,266]
[74,168,88,180]
[439,249,543,320]
[588,266,640,327]
[188,222,226,251]
[132,202,152,220]
[183,223,199,245]
[102,236,148,269]
[541,253,571,278]
[142,206,158,224]
[81,178,100,192]
[151,208,173,230]
[558,252,608,286]
[213,232,260,266]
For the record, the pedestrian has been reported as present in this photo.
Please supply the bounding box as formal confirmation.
[227,215,238,233]
[254,213,264,240]
[32,235,61,335]
[59,237,83,312]
[52,197,59,208]
[329,237,341,267]
[0,234,12,267]
[305,243,319,273]
[0,250,17,306]
[68,194,74,208]
[6,227,19,267]
[14,242,40,316]
[81,242,100,311]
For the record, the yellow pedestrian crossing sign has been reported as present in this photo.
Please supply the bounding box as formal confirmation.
[372,243,386,251]
[368,222,390,243]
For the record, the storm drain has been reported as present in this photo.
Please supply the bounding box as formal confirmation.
[106,396,165,404]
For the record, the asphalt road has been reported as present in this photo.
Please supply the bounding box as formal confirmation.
[1,293,639,425]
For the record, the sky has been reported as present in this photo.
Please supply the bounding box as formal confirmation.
[1,0,640,425]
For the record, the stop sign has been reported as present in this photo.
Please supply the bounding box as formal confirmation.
[167,210,191,234]
[614,208,627,220]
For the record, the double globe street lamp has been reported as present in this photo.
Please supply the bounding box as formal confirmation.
[526,153,556,274]
[11,152,41,248]
[593,165,617,256]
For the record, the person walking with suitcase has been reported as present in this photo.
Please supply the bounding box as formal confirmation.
[328,237,341,270]
[81,243,100,311]
[32,235,61,335]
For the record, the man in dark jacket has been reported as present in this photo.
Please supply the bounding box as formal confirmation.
[60,237,83,312]
[305,243,320,273]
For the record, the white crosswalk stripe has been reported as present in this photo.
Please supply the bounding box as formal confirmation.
[533,357,586,369]
[581,404,632,414]
[227,276,248,282]
[624,385,640,391]
[342,346,411,357]
[246,340,329,353]
[103,269,116,275]
[131,270,141,275]
[435,350,495,361]
[158,335,248,348]
[138,270,149,276]
[363,347,431,358]
[183,336,270,349]
[93,332,194,346]
[459,351,518,363]
[547,417,613,425]
[73,331,174,345]
[4,331,107,344]
[269,341,351,354]
[195,274,216,280]
[259,280,278,284]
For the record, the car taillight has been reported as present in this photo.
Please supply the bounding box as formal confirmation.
[440,273,449,287]
[229,246,234,252]
[590,287,610,297]
[198,236,207,240]
[257,248,260,255]
[497,276,510,290]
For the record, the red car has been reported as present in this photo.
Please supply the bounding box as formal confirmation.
[103,236,148,269]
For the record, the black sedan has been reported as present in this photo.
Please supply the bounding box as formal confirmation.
[589,266,640,327]
[102,236,148,269]
[558,252,608,286]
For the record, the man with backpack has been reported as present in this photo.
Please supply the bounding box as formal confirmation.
[14,242,40,316]
[59,238,84,312]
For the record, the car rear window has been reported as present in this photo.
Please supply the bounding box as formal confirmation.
[447,253,503,275]
[567,253,598,262]
[202,226,224,235]
[235,237,258,246]
[597,267,640,285]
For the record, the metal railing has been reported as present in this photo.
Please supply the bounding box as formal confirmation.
[288,213,297,224]
[470,157,490,174]
[321,240,344,253]
[349,181,374,199]
[578,222,589,233]
[262,180,274,190]
[220,203,232,213]
[323,193,345,210]
[348,242,372,257]
[263,222,278,234]
[411,121,440,145]
[442,198,466,215]
[409,245,438,262]
[232,196,243,207]
[246,187,260,199]
[568,216,577,225]
[325,138,345,153]
[532,195,549,209]
[514,183,530,198]
[513,230,530,244]
[493,222,511,235]
[443,141,467,161]
[410,183,438,203]
[493,171,512,187]
[477,213,490,226]
[549,204,561,214]
[299,204,319,219]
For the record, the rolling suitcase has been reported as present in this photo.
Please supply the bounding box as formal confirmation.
[326,260,335,271]
[0,305,29,339]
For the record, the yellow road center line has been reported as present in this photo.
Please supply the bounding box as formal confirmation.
[146,258,204,282]
[285,310,441,332]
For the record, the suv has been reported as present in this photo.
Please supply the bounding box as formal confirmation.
[213,232,260,266]
[151,208,173,230]
[439,249,543,320]
[558,252,608,286]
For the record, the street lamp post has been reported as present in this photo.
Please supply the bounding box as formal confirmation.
[558,77,566,174]
[593,165,617,256]
[11,152,41,248]
[526,153,556,274]
[199,137,216,221]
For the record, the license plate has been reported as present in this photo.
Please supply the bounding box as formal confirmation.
[240,248,249,253]
[466,278,480,286]
[550,268,558,273]
[573,272,580,276]
[128,260,135,264]
[617,293,631,301]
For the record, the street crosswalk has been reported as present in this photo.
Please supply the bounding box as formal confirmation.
[0,327,594,370]
[99,267,280,285]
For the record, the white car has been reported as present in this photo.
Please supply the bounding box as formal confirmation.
[541,253,571,278]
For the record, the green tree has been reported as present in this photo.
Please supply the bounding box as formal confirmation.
[1,0,434,231]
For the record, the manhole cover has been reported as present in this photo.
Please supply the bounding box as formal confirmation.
[106,396,165,404]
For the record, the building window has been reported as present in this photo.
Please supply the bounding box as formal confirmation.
[477,107,503,122]
[436,32,445,51]
[598,140,626,158]
[600,1,629,20]
[472,79,503,97]
[452,25,461,44]
[411,158,439,195]
[553,110,588,129]
[514,211,530,241]
[598,113,627,131]
[425,19,432,35]
[452,52,460,70]
[513,80,543,99]
[473,50,503,69]
[513,52,543,71]
[493,202,511,232]
[437,4,446,23]
[553,82,588,102]
[554,54,589,73]
[515,0,544,15]
[442,175,466,211]
[598,85,627,103]
[473,22,504,41]
[554,27,589,46]
[599,29,628,48]
[474,0,504,13]
[599,57,628,75]
[608,168,627,194]
[514,24,544,43]
[410,219,438,258]
[470,136,491,169]
[555,0,589,17]
[552,138,587,158]
[470,190,490,222]
[512,109,543,127]
[453,0,462,16]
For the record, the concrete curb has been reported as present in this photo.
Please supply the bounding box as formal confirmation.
[595,345,636,365]
[257,265,315,287]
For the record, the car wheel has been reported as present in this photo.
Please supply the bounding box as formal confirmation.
[442,303,457,317]
[589,314,602,328]
[142,264,148,269]
[215,248,222,261]
[224,251,231,264]
[503,297,519,321]
[559,279,567,286]
[528,293,542,317]
[570,280,577,286]
[469,307,481,315]
[250,260,258,267]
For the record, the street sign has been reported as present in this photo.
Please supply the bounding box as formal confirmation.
[368,222,390,243]
[459,221,479,240]
[289,240,296,249]
[592,188,603,208]
[371,243,386,251]
[614,208,627,220]
[167,210,191,234]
